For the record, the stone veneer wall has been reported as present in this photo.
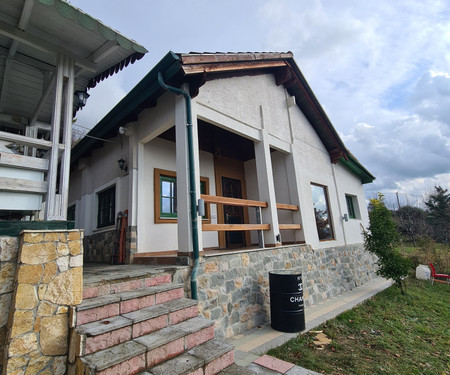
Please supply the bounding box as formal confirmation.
[83,226,137,264]
[194,243,378,340]
[83,229,115,263]
[0,230,83,375]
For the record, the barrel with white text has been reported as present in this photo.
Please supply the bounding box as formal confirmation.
[269,270,305,332]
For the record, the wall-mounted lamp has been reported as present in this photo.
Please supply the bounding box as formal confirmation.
[74,90,90,108]
[117,158,128,172]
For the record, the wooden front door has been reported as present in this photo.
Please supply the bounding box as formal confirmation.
[222,177,246,248]
[214,155,251,249]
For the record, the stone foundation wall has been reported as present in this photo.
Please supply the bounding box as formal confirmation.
[0,230,83,375]
[195,243,377,340]
[0,237,19,374]
[84,226,137,264]
[83,229,115,263]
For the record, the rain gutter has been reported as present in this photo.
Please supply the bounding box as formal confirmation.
[157,72,200,300]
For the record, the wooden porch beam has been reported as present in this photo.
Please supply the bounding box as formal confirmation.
[0,153,48,171]
[279,224,302,230]
[0,130,63,150]
[276,203,299,211]
[0,177,47,194]
[201,194,268,208]
[202,223,270,232]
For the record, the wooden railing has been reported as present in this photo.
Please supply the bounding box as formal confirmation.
[200,194,302,247]
[276,203,302,230]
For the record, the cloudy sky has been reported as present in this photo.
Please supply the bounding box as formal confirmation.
[70,0,450,206]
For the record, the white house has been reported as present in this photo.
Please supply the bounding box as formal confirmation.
[69,51,378,338]
[69,51,374,263]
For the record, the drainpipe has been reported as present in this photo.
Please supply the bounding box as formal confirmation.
[158,72,200,300]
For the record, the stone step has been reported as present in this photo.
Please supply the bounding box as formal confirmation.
[76,298,199,355]
[74,317,217,374]
[217,363,258,374]
[143,339,235,375]
[83,270,174,299]
[76,283,184,326]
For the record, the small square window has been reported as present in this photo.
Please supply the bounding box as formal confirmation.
[154,168,210,224]
[97,185,115,228]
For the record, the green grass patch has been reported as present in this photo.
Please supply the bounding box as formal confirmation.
[268,277,450,375]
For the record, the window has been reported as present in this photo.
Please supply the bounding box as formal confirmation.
[345,194,360,219]
[311,184,334,240]
[97,185,116,228]
[154,168,210,223]
[160,175,177,218]
[67,204,76,222]
[346,195,356,219]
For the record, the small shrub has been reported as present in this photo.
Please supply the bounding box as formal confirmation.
[363,194,412,294]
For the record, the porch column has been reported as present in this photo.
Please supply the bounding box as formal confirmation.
[175,86,202,254]
[45,54,74,220]
[254,129,281,246]
[286,152,305,243]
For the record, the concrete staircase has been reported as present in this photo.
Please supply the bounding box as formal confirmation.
[68,269,235,375]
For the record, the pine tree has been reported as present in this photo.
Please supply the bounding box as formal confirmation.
[424,186,450,244]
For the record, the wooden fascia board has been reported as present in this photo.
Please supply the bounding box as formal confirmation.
[181,61,287,75]
[180,52,293,65]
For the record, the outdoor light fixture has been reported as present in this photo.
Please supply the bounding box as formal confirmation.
[74,90,90,108]
[117,158,128,172]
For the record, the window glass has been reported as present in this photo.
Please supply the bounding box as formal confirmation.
[160,176,177,217]
[311,184,334,240]
[97,185,115,228]
[67,204,75,222]
[346,195,356,219]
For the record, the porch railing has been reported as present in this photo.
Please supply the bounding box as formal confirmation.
[200,194,302,248]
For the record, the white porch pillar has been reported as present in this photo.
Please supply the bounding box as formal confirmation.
[254,129,281,247]
[46,54,74,221]
[175,86,202,254]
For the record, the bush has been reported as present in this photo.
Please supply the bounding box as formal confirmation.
[363,193,412,294]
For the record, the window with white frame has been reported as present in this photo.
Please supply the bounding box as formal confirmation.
[345,194,360,219]
[97,185,116,228]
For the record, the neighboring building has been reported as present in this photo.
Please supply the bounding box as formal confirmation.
[69,51,374,264]
[0,0,147,221]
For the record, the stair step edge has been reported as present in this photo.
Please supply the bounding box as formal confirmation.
[79,316,216,370]
[77,283,184,311]
[146,353,204,375]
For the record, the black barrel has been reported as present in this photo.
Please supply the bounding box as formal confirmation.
[269,270,305,333]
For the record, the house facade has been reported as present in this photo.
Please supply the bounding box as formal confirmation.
[69,52,378,338]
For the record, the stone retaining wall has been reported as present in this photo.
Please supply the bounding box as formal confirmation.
[0,230,83,375]
[194,243,377,340]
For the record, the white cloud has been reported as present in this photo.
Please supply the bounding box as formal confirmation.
[259,0,450,198]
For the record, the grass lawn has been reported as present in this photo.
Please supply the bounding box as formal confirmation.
[268,277,450,375]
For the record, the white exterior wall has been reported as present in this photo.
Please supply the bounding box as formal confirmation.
[333,162,369,244]
[68,136,129,236]
[68,72,370,254]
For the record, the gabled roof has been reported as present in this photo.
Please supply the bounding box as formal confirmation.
[0,0,147,126]
[71,51,374,184]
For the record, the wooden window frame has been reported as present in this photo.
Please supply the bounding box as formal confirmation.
[97,185,116,229]
[154,168,211,224]
[311,183,334,241]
